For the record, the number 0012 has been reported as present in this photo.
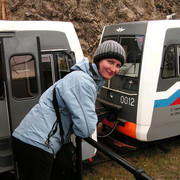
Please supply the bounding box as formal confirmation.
[120,96,135,106]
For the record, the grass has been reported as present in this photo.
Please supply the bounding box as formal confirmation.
[83,136,180,180]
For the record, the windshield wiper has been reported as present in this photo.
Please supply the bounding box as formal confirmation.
[121,63,137,78]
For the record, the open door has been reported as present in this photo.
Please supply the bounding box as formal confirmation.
[2,36,41,131]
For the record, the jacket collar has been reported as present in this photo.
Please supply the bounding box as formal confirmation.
[71,57,105,91]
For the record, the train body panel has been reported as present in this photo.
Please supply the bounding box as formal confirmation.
[0,21,83,61]
[136,20,170,141]
[97,20,180,142]
[0,21,95,174]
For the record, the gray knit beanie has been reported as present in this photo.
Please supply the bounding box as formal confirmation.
[93,40,125,66]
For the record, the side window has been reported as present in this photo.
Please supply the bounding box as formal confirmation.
[10,55,38,99]
[41,51,75,92]
[162,45,176,78]
[0,79,4,99]
[0,43,4,99]
[177,45,180,76]
[41,54,54,92]
[57,52,72,79]
[0,71,4,99]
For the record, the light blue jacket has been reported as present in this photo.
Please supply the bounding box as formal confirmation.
[12,58,105,154]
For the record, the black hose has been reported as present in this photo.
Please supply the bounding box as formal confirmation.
[97,121,119,138]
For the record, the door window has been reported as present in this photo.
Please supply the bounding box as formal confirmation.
[10,55,38,99]
[162,45,176,78]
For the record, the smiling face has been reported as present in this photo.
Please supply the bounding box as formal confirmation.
[98,58,122,80]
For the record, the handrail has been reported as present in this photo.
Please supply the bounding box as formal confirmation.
[75,136,154,180]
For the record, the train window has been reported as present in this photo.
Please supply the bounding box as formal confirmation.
[57,52,72,79]
[0,43,5,99]
[162,45,176,78]
[10,55,38,99]
[0,78,4,99]
[41,54,54,92]
[118,35,144,77]
[177,45,180,76]
[102,36,118,42]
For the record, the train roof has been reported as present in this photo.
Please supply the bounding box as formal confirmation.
[0,21,84,61]
[101,20,180,37]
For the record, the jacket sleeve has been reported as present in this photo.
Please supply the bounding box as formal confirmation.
[62,81,98,138]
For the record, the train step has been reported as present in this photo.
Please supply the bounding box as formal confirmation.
[0,149,14,173]
[0,138,14,173]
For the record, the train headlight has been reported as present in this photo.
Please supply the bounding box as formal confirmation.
[110,92,113,99]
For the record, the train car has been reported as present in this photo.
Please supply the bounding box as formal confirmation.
[0,21,96,174]
[96,20,180,145]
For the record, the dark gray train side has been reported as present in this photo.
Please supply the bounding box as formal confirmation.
[0,21,96,174]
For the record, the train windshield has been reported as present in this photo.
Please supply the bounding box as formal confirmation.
[119,36,144,77]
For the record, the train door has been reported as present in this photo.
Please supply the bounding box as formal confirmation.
[0,40,10,139]
[0,40,14,172]
[2,36,41,132]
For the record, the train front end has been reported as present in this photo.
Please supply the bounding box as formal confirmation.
[96,22,148,145]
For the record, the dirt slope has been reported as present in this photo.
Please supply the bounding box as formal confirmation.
[2,0,180,58]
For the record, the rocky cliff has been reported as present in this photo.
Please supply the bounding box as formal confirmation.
[3,0,180,58]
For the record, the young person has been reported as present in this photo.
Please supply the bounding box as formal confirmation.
[12,40,125,180]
